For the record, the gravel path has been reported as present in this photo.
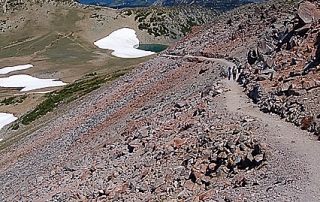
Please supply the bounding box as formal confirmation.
[224,79,320,201]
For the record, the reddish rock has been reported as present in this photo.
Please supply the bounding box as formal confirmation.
[175,100,188,108]
[184,180,195,191]
[298,1,320,24]
[208,163,217,171]
[173,137,185,148]
[200,164,207,174]
[141,168,149,179]
[121,183,129,193]
[80,173,90,181]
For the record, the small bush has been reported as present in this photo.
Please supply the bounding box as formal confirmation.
[1,94,27,105]
[123,9,132,16]
[85,72,97,77]
[10,123,19,130]
[301,116,314,130]
[1,97,15,105]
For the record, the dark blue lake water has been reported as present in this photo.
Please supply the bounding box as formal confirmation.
[136,44,168,53]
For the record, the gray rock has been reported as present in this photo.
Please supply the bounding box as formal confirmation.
[297,1,320,24]
[64,162,76,172]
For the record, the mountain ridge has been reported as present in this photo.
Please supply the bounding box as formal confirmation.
[78,0,265,11]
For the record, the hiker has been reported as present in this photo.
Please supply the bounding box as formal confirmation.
[228,67,231,80]
[237,63,242,73]
[232,66,237,80]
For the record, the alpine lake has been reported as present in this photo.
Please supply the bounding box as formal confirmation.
[136,44,168,52]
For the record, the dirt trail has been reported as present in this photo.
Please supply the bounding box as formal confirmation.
[224,78,320,201]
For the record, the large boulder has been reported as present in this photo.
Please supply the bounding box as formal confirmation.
[258,40,272,55]
[315,33,320,61]
[264,57,274,69]
[297,1,320,24]
[247,49,258,65]
[248,84,263,103]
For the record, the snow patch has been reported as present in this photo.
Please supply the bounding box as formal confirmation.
[0,75,67,91]
[0,64,33,74]
[0,113,17,130]
[94,28,155,58]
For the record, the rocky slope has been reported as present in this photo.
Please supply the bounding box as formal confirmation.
[237,0,320,136]
[1,0,320,201]
[165,0,320,135]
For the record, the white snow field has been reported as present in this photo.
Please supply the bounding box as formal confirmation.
[0,64,67,130]
[94,28,155,58]
[0,113,17,131]
[0,64,33,74]
[0,75,67,91]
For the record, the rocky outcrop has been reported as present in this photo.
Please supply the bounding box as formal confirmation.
[237,0,320,134]
[159,0,320,136]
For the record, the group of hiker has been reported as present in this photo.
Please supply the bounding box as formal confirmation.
[227,63,241,81]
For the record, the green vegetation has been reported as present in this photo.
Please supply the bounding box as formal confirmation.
[20,71,126,125]
[10,123,20,130]
[42,36,94,65]
[0,94,27,105]
[180,18,198,35]
[134,9,151,21]
[1,97,15,105]
[120,6,218,39]
[51,9,81,32]
[0,32,95,64]
[0,34,54,58]
[123,9,132,16]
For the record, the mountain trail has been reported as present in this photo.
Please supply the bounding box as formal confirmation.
[224,78,320,201]
[162,54,237,67]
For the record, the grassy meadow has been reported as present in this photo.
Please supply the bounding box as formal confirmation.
[0,6,154,134]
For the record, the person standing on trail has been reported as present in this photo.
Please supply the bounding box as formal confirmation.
[228,67,231,80]
[232,66,237,80]
[237,63,242,73]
